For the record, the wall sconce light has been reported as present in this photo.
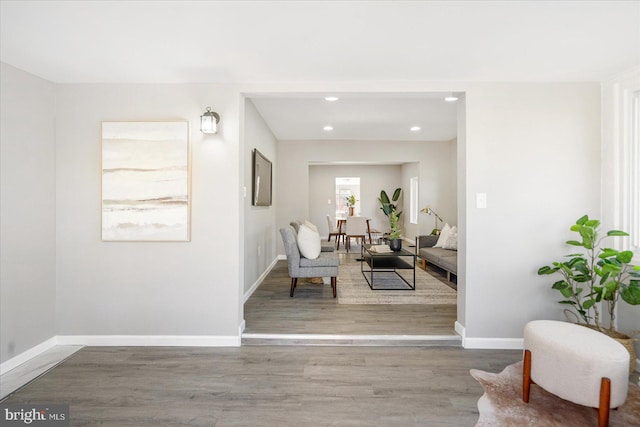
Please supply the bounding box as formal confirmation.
[200,107,220,134]
[421,206,443,235]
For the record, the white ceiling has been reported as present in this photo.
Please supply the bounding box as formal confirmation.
[249,93,459,141]
[1,1,638,141]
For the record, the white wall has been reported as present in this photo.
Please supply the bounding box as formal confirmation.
[0,76,604,357]
[463,83,601,342]
[308,165,402,236]
[0,63,56,364]
[243,100,278,295]
[54,83,241,339]
[277,139,455,254]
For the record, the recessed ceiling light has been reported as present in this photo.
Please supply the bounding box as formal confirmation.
[323,125,334,131]
[410,126,421,132]
[445,96,459,102]
[324,96,339,102]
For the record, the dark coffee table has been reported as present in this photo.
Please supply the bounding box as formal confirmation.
[360,244,416,290]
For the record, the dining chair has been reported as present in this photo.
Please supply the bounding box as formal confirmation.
[326,214,344,246]
[345,216,368,252]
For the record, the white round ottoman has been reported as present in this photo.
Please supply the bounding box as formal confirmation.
[523,320,629,427]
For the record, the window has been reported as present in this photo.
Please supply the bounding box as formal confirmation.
[604,68,640,261]
[410,177,419,224]
[335,177,360,218]
[630,90,640,252]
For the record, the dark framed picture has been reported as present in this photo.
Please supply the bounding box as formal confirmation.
[252,149,272,206]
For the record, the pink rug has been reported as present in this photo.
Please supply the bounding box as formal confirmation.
[470,361,640,426]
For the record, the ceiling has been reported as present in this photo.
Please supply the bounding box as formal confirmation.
[1,1,638,141]
[249,93,458,141]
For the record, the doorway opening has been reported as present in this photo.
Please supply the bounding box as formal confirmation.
[336,177,360,218]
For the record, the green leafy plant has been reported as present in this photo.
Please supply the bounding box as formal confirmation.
[538,215,640,332]
[345,195,357,208]
[389,210,402,240]
[378,188,402,219]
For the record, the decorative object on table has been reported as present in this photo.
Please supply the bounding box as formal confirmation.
[200,107,220,134]
[470,361,640,427]
[369,244,393,253]
[345,194,357,216]
[388,210,402,251]
[101,121,190,242]
[537,215,640,372]
[378,188,402,220]
[421,206,444,235]
[252,149,272,206]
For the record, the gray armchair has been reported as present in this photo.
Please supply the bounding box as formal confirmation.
[280,226,339,297]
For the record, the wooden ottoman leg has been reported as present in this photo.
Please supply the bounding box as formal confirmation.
[331,277,337,298]
[290,278,297,297]
[598,377,611,427]
[421,259,426,270]
[523,349,532,403]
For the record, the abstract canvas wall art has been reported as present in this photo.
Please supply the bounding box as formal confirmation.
[101,121,190,241]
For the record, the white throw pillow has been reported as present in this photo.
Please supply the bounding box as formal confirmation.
[297,224,321,259]
[304,220,318,233]
[434,223,452,248]
[443,230,458,250]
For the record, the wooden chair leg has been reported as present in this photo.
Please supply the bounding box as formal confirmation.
[598,377,611,427]
[523,349,532,403]
[331,277,337,298]
[290,278,297,297]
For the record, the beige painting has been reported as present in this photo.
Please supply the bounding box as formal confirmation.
[101,121,190,241]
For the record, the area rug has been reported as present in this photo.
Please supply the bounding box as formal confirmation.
[470,361,640,426]
[337,261,457,304]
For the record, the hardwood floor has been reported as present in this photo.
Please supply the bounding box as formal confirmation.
[244,253,458,336]
[0,251,476,425]
[1,346,523,426]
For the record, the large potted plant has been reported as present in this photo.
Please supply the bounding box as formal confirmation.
[378,188,403,250]
[538,215,640,371]
[378,188,402,219]
[388,210,402,251]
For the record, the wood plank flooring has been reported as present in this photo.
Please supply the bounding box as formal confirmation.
[244,253,458,336]
[0,346,523,426]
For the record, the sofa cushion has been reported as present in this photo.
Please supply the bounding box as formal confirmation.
[419,247,457,273]
[442,229,458,250]
[417,234,439,248]
[297,224,321,259]
[435,224,457,248]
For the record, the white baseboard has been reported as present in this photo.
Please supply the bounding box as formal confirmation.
[463,337,524,350]
[243,256,279,303]
[454,321,465,341]
[277,254,286,260]
[0,336,58,375]
[56,335,241,347]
